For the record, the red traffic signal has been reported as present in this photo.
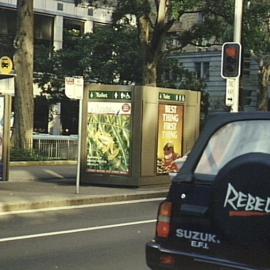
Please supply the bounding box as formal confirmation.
[221,42,241,78]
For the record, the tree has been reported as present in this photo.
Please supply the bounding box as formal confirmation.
[109,0,270,112]
[33,0,207,111]
[35,22,202,96]
[85,0,220,87]
[35,0,270,112]
[258,58,270,111]
[195,0,270,110]
[13,0,34,149]
[110,0,173,85]
[243,0,270,111]
[35,25,144,94]
[109,0,214,86]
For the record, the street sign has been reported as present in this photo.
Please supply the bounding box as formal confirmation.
[65,76,84,100]
[0,56,13,75]
[159,92,185,102]
[225,78,236,106]
[0,76,14,95]
[89,90,132,100]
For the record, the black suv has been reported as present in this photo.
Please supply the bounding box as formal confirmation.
[146,112,270,270]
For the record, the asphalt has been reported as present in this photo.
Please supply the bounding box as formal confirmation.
[0,162,169,213]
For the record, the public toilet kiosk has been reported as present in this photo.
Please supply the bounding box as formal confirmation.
[80,84,201,187]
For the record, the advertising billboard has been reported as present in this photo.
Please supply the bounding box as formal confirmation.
[157,104,184,174]
[87,101,132,175]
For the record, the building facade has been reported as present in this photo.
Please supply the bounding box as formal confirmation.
[166,13,259,112]
[0,0,113,57]
[0,1,260,115]
[0,0,114,134]
[174,51,259,112]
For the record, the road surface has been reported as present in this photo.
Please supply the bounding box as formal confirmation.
[0,198,163,270]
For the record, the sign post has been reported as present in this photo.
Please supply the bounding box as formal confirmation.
[220,0,243,112]
[225,78,237,106]
[65,76,84,194]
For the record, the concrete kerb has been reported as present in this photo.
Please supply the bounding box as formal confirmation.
[0,190,168,213]
[5,161,169,213]
[10,160,77,167]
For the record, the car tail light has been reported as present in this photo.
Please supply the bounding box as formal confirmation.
[160,255,176,266]
[156,201,173,238]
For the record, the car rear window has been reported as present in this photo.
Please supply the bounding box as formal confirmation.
[195,120,270,176]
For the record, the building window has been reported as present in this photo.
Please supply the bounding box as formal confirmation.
[0,8,17,57]
[194,61,210,81]
[88,8,94,16]
[57,3,64,11]
[243,57,251,76]
[194,62,201,79]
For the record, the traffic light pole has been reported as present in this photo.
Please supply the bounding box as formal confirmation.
[234,0,243,44]
[230,0,243,112]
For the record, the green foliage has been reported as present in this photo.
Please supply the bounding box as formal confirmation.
[242,1,270,54]
[78,26,143,84]
[34,0,270,101]
[10,148,47,161]
[34,25,143,95]
[188,0,270,53]
[34,44,66,102]
[172,0,204,19]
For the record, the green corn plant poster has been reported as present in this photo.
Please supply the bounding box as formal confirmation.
[87,101,132,175]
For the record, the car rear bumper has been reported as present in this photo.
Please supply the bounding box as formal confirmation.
[146,240,267,270]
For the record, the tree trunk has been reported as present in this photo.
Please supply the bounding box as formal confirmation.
[258,63,270,111]
[138,0,173,86]
[12,0,34,149]
[144,50,158,86]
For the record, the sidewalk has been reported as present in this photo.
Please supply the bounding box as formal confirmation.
[0,163,169,213]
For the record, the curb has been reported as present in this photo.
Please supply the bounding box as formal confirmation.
[0,191,167,213]
[10,160,77,167]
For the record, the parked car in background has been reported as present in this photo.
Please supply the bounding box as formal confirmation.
[146,112,270,270]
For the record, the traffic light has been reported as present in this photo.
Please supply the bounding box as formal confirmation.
[221,42,241,78]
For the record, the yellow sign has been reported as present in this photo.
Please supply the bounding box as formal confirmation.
[0,56,13,75]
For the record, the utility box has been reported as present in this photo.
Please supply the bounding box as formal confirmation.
[80,84,200,187]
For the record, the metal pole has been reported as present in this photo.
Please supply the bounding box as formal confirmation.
[231,0,243,112]
[76,98,83,194]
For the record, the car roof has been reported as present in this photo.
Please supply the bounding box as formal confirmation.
[173,112,270,183]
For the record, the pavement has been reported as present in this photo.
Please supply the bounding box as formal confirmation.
[0,162,169,213]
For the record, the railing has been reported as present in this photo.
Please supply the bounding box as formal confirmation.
[33,134,78,160]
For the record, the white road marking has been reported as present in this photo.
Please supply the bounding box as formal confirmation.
[0,197,164,216]
[0,219,157,243]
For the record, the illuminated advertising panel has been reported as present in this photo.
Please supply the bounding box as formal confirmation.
[87,101,131,175]
[157,104,184,174]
